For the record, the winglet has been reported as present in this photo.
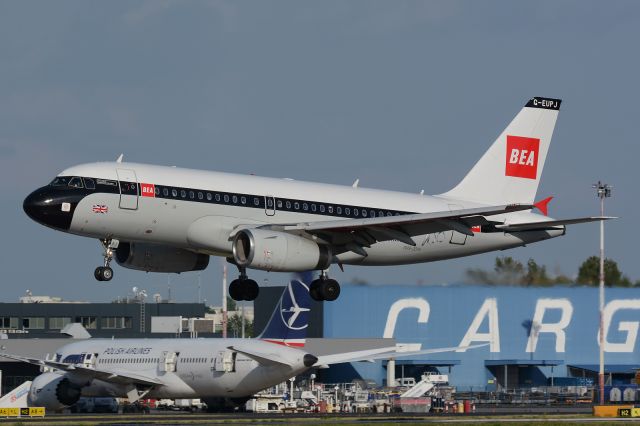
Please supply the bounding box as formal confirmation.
[534,196,553,216]
[116,154,124,163]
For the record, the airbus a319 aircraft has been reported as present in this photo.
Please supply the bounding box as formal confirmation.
[23,97,610,301]
[0,281,476,411]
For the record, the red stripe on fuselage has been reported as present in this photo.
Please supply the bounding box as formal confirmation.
[262,339,305,347]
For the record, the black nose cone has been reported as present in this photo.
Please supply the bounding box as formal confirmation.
[23,187,74,231]
[303,354,318,368]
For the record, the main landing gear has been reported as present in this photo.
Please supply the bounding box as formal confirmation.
[95,239,118,282]
[309,271,341,302]
[229,268,259,301]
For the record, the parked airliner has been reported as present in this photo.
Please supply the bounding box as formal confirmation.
[23,97,611,301]
[0,280,477,411]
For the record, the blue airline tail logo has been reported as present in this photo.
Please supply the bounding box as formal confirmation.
[258,280,310,347]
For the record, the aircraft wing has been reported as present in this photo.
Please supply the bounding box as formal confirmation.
[228,345,293,367]
[280,204,532,255]
[314,344,487,366]
[496,216,616,232]
[0,352,162,387]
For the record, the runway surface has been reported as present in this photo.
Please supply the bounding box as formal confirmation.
[0,411,634,426]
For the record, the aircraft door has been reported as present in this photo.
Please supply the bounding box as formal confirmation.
[264,196,276,216]
[159,351,177,372]
[116,168,139,210]
[214,350,236,373]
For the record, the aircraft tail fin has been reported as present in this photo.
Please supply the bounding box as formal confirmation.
[257,280,310,347]
[440,97,561,206]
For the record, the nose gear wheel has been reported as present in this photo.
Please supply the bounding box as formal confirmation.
[95,239,118,282]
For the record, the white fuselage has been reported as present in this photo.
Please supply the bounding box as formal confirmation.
[45,161,562,268]
[37,339,310,400]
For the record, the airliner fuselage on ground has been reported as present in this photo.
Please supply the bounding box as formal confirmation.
[1,281,474,411]
[23,97,609,301]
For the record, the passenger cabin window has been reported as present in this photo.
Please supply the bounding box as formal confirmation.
[68,177,84,188]
[83,178,95,190]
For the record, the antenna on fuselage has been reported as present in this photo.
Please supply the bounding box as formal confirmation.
[116,153,124,163]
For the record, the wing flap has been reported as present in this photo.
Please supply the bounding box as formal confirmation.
[497,216,616,232]
[284,204,532,233]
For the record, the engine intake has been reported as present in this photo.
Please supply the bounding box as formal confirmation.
[232,229,331,272]
[28,373,82,411]
[116,242,209,273]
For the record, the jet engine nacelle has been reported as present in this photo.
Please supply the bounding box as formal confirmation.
[115,242,209,273]
[232,229,332,272]
[28,373,83,411]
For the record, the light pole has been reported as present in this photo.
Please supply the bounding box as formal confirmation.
[593,181,612,405]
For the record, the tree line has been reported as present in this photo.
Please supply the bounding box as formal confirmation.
[465,256,637,287]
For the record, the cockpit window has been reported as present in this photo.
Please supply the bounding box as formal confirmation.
[68,177,84,188]
[50,177,71,186]
[83,178,95,190]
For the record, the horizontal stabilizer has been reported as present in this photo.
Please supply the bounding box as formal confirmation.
[497,216,616,232]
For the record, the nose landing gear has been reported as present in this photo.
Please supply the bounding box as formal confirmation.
[228,267,259,301]
[95,239,118,282]
[309,271,340,302]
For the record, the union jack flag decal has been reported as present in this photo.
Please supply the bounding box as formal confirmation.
[92,205,108,214]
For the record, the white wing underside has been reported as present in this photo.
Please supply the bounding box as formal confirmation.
[263,204,534,254]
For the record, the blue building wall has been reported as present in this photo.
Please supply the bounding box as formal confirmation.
[323,285,640,389]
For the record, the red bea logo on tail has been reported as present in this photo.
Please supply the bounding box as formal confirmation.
[505,135,540,180]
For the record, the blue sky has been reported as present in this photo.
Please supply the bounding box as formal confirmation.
[0,1,637,303]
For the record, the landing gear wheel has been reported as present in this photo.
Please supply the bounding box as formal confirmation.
[101,266,113,281]
[309,277,341,301]
[309,280,323,302]
[229,279,243,301]
[229,277,259,301]
[243,279,259,301]
[320,279,340,301]
[94,266,113,282]
[95,238,118,282]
